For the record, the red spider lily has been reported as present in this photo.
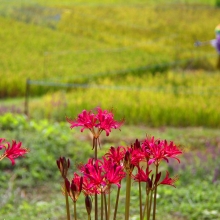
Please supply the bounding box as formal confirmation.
[82,175,100,195]
[0,138,5,150]
[163,140,182,163]
[66,110,97,133]
[95,107,124,136]
[132,166,152,183]
[66,107,124,138]
[105,164,125,187]
[159,171,179,188]
[104,146,126,165]
[102,157,126,187]
[124,145,145,169]
[65,173,83,202]
[79,158,101,175]
[80,157,126,193]
[142,136,182,165]
[130,139,146,166]
[57,157,70,179]
[82,159,105,189]
[0,140,29,165]
[131,148,145,167]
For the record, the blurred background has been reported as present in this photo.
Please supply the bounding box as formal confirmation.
[0,0,220,219]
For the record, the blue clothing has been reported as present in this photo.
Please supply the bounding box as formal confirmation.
[210,35,220,54]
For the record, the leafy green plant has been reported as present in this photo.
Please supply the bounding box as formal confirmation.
[0,113,28,131]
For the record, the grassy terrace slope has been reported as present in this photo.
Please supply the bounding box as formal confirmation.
[28,71,220,127]
[0,1,220,97]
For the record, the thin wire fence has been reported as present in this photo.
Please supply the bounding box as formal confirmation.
[24,73,220,116]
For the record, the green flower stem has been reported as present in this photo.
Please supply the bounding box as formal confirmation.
[148,190,153,220]
[0,154,6,161]
[143,195,148,219]
[73,201,77,220]
[113,181,121,220]
[64,183,70,220]
[146,193,149,220]
[101,193,104,220]
[143,189,151,220]
[94,137,98,160]
[125,172,131,220]
[152,165,159,220]
[93,137,98,220]
[139,181,143,220]
[107,185,111,220]
[95,194,98,220]
[88,215,91,220]
[104,193,108,220]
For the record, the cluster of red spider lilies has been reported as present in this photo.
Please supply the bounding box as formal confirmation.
[57,107,183,220]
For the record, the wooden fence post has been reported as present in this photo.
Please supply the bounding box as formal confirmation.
[24,78,30,117]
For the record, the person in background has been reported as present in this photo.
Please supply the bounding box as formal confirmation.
[195,24,220,69]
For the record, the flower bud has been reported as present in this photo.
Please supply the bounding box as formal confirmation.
[133,139,141,149]
[57,157,70,179]
[154,172,162,185]
[85,195,92,215]
[146,177,152,190]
